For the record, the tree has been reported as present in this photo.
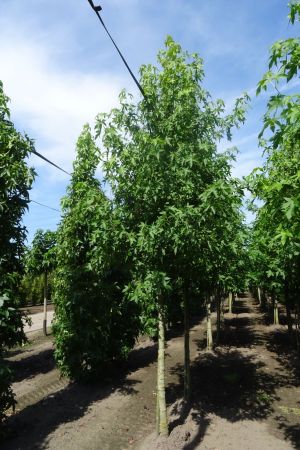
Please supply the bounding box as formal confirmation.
[0,81,35,428]
[53,125,140,380]
[25,229,57,335]
[247,1,300,340]
[97,36,248,433]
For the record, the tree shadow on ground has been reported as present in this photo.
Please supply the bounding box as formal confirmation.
[279,423,300,450]
[2,318,191,449]
[167,348,290,450]
[262,304,287,326]
[3,378,140,450]
[168,400,211,450]
[1,341,159,450]
[230,298,252,315]
[266,328,300,384]
[195,315,262,351]
[7,349,55,383]
[220,315,265,348]
[166,297,300,449]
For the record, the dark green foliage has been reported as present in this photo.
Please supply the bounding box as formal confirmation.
[53,125,140,380]
[0,80,34,426]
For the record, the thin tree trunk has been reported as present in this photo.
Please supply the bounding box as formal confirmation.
[257,287,262,306]
[284,281,293,338]
[156,353,160,435]
[206,298,213,351]
[183,287,190,403]
[43,272,48,336]
[221,295,225,322]
[228,292,233,314]
[261,289,266,310]
[295,304,300,351]
[157,301,168,436]
[267,294,272,315]
[273,295,279,325]
[216,291,221,346]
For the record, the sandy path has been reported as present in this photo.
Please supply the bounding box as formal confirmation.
[3,294,300,449]
[23,310,55,333]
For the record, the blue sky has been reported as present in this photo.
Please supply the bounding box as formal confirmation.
[0,0,297,243]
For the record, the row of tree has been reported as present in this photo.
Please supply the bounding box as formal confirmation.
[0,80,35,429]
[0,1,299,437]
[53,37,248,435]
[247,2,300,346]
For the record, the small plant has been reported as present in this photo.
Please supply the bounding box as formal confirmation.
[256,390,272,404]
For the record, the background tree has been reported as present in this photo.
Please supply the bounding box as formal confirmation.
[20,272,54,307]
[53,125,140,380]
[25,229,57,335]
[0,81,35,428]
[247,1,300,341]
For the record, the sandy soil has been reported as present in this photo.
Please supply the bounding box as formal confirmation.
[2,294,300,449]
[21,304,55,334]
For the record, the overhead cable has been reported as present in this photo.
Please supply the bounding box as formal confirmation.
[30,199,61,213]
[86,0,146,99]
[31,149,71,176]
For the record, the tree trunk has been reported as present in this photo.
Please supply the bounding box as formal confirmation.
[157,302,168,436]
[216,292,221,346]
[284,281,293,338]
[206,298,213,351]
[273,295,279,325]
[261,289,266,310]
[221,296,225,322]
[228,292,233,314]
[295,304,300,351]
[43,272,48,336]
[257,287,262,306]
[183,287,190,403]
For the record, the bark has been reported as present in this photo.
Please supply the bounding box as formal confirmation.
[43,272,48,336]
[206,298,213,351]
[267,294,272,315]
[157,301,168,436]
[221,296,225,322]
[284,281,293,338]
[261,289,267,310]
[257,287,262,306]
[295,304,300,351]
[183,288,190,403]
[216,292,221,346]
[228,292,233,314]
[272,294,279,325]
[156,354,160,435]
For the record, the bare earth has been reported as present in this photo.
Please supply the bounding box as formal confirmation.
[22,304,55,334]
[2,294,300,450]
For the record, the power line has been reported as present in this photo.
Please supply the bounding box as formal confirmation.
[31,149,71,176]
[86,0,146,99]
[27,2,146,176]
[30,200,61,213]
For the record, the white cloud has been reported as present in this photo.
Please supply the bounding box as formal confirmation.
[0,23,128,174]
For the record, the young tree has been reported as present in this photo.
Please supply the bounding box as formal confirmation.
[247,1,300,340]
[53,125,140,380]
[97,37,248,433]
[25,229,57,335]
[0,81,35,427]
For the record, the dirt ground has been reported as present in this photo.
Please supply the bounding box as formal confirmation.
[2,294,300,450]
